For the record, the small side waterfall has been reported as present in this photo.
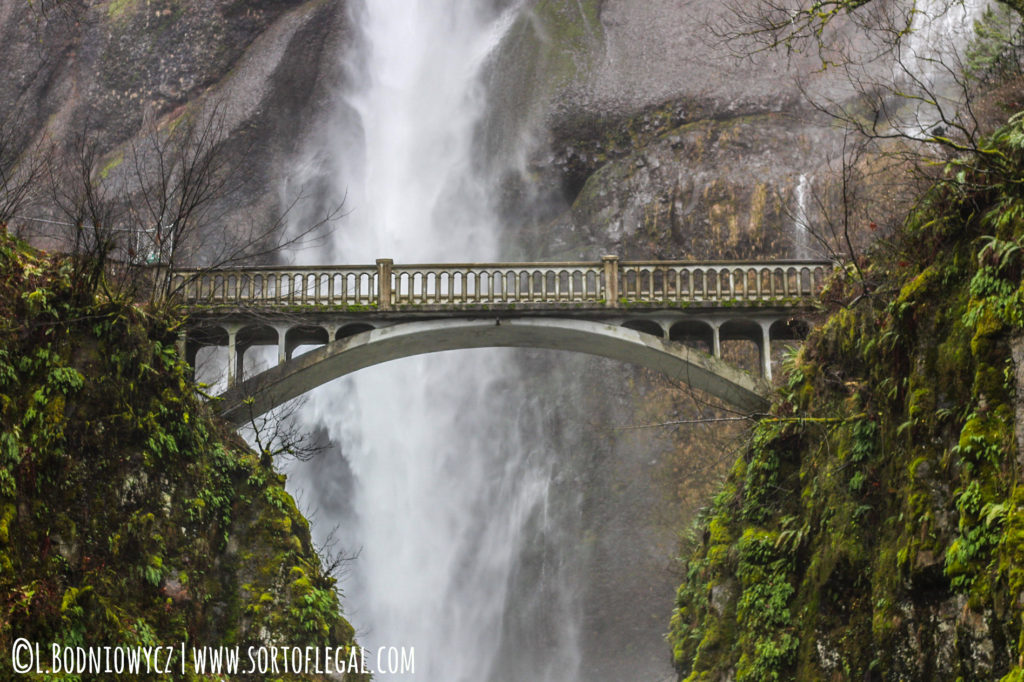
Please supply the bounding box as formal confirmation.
[793,173,813,258]
[904,0,988,88]
[281,2,583,680]
[895,0,990,135]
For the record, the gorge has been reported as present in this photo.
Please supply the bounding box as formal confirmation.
[1,0,1023,680]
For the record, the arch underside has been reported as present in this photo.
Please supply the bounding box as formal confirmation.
[216,318,772,426]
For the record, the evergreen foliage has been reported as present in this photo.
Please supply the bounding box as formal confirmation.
[669,112,1024,679]
[0,229,365,680]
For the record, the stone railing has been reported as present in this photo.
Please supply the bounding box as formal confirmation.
[171,257,833,309]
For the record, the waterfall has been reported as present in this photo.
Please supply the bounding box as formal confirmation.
[904,0,987,88]
[280,2,582,680]
[793,173,812,258]
[895,0,989,135]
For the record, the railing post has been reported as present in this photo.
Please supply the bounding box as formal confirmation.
[602,255,619,308]
[376,258,393,311]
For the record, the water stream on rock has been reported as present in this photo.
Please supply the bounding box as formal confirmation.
[793,173,813,258]
[896,0,989,135]
[281,2,582,680]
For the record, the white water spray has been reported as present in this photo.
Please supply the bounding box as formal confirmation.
[793,173,812,258]
[283,2,582,680]
[895,0,989,136]
[904,0,987,87]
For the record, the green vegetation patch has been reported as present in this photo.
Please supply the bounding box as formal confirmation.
[0,229,365,680]
[670,114,1024,679]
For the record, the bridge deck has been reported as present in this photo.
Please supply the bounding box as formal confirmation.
[171,257,832,312]
[172,257,832,408]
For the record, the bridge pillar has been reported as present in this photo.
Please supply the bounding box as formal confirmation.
[602,255,619,307]
[760,321,773,382]
[226,324,240,388]
[711,323,722,359]
[275,325,288,366]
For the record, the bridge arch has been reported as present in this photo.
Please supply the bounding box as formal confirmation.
[215,318,772,426]
[669,320,714,354]
[337,322,376,340]
[621,319,665,338]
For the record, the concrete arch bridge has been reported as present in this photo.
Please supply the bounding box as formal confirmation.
[173,256,831,426]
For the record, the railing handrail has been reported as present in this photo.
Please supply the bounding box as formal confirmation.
[168,258,833,273]
[170,257,835,310]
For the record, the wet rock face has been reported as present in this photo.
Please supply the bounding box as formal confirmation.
[488,0,855,261]
[0,0,352,240]
[814,593,1006,679]
[544,113,838,260]
[553,0,820,122]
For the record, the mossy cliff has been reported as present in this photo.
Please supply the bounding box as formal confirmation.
[0,231,365,680]
[669,116,1024,680]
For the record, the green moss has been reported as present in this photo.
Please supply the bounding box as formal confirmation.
[0,503,13,545]
[670,113,1024,680]
[106,0,138,20]
[98,152,124,180]
[0,228,366,680]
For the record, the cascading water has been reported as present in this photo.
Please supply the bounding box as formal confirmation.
[793,173,813,258]
[281,2,583,680]
[894,0,989,135]
[904,0,987,87]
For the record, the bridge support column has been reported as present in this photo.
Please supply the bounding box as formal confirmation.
[760,322,773,382]
[226,325,240,389]
[711,324,722,359]
[275,325,288,366]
